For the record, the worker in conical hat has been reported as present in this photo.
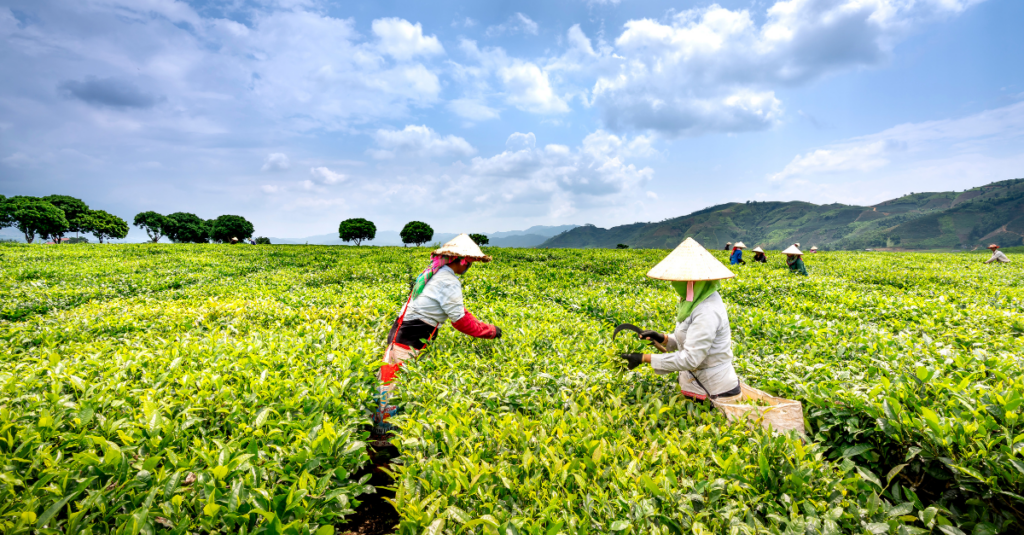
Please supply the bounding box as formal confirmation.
[620,237,742,403]
[783,245,808,276]
[724,241,732,251]
[729,242,746,265]
[810,246,818,253]
[985,244,1010,264]
[372,233,502,446]
[751,246,767,263]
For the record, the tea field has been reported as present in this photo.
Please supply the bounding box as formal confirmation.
[1,244,1022,535]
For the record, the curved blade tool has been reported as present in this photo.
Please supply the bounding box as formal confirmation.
[613,323,667,352]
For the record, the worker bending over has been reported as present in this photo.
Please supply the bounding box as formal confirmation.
[783,245,808,276]
[752,247,767,263]
[729,242,746,265]
[372,234,502,445]
[985,244,1010,264]
[620,238,742,403]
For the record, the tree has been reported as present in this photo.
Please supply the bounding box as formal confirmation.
[42,195,90,242]
[401,221,434,246]
[255,236,271,245]
[339,218,376,246]
[164,212,209,243]
[4,197,68,244]
[469,233,489,246]
[208,215,255,243]
[616,243,629,249]
[134,211,169,243]
[82,210,128,243]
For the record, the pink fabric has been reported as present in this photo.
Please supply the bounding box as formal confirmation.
[452,309,497,338]
[686,281,694,302]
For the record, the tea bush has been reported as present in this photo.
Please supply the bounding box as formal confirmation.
[0,243,1021,534]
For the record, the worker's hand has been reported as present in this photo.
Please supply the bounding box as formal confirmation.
[638,330,666,344]
[493,326,502,339]
[619,352,645,370]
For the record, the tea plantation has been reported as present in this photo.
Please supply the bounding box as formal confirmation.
[1,244,1021,534]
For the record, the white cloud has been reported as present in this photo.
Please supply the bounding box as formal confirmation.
[261,184,280,193]
[586,0,983,135]
[452,17,477,28]
[766,100,1024,202]
[372,18,445,61]
[261,153,290,172]
[370,125,476,159]
[506,132,537,151]
[499,61,570,114]
[486,13,539,37]
[447,98,500,121]
[310,166,347,184]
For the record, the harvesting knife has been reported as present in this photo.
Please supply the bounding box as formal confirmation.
[613,323,668,352]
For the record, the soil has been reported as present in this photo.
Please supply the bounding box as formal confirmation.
[339,444,401,535]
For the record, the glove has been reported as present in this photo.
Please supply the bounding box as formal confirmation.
[620,352,645,370]
[638,330,666,344]
[494,327,502,339]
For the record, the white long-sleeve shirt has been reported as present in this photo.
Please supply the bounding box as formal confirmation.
[650,292,739,396]
[986,250,1010,264]
[403,265,466,326]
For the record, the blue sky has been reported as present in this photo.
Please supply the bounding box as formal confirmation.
[1,0,1022,239]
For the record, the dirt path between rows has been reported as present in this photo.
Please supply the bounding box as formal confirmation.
[340,445,400,535]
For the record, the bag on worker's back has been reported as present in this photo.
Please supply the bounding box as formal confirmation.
[678,373,805,436]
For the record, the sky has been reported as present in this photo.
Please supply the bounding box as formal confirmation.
[1,0,1023,239]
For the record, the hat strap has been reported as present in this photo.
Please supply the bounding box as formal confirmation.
[686,281,694,302]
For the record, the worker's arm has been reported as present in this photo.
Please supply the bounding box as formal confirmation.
[452,309,500,339]
[985,254,995,264]
[648,310,717,375]
[437,279,501,339]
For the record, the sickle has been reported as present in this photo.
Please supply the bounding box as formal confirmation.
[613,323,668,352]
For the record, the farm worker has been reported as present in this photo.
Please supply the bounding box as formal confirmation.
[810,246,818,253]
[372,234,502,445]
[985,244,1010,264]
[619,237,742,403]
[752,247,767,263]
[729,242,746,265]
[724,242,732,251]
[230,237,238,244]
[783,245,808,276]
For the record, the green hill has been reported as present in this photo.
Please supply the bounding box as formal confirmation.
[541,178,1024,250]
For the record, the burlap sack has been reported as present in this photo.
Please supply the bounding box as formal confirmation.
[715,383,805,436]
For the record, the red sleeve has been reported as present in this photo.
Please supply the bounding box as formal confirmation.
[451,308,497,339]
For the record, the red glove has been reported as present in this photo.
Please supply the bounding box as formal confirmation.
[452,309,500,339]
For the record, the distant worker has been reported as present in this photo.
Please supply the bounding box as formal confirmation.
[230,237,239,244]
[793,242,801,249]
[783,245,808,276]
[250,238,256,245]
[729,242,746,265]
[810,246,818,254]
[724,242,732,251]
[620,238,742,403]
[372,234,502,446]
[752,247,767,263]
[985,244,1011,264]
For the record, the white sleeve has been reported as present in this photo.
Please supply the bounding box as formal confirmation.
[650,310,718,374]
[437,280,466,323]
[664,327,680,351]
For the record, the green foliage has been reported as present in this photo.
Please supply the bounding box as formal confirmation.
[208,215,255,243]
[82,209,129,243]
[41,195,90,239]
[338,218,376,246]
[165,212,210,243]
[255,236,271,245]
[401,222,434,246]
[468,233,489,246]
[1,246,1023,534]
[616,243,629,249]
[133,211,170,243]
[3,197,69,244]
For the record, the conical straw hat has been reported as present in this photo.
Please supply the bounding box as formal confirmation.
[810,246,818,251]
[647,237,735,281]
[432,233,492,262]
[782,245,802,255]
[752,246,764,253]
[733,242,746,249]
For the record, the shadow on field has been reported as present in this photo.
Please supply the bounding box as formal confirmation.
[340,445,400,535]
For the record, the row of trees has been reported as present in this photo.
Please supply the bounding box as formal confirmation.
[133,212,255,244]
[337,218,489,246]
[0,195,128,243]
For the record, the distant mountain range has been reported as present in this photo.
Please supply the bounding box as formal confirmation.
[540,179,1024,251]
[269,224,579,248]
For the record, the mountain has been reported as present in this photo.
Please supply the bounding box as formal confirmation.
[489,225,579,239]
[540,179,1024,251]
[269,225,578,247]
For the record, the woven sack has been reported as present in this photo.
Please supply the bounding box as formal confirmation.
[715,383,805,436]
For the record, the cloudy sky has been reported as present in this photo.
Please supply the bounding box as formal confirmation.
[1,0,1022,238]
